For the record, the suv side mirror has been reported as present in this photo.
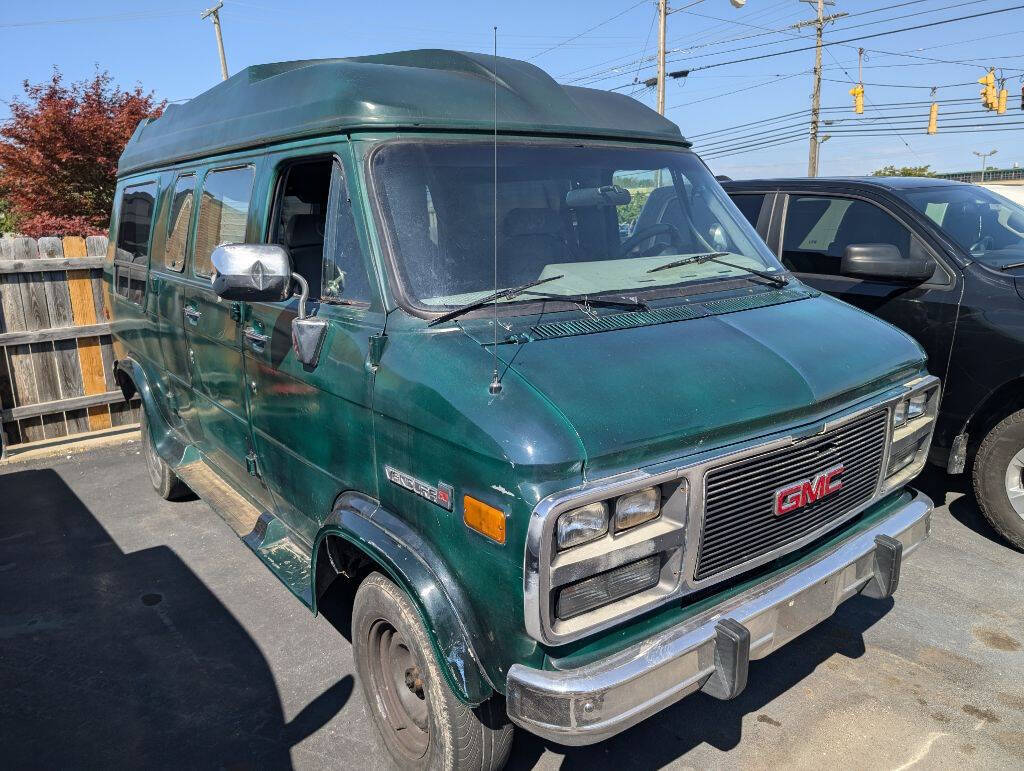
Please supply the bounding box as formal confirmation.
[841,243,935,283]
[210,243,292,302]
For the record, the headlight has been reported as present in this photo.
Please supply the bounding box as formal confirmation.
[893,399,908,428]
[892,391,930,428]
[556,501,608,550]
[881,378,940,494]
[613,486,662,531]
[907,391,928,420]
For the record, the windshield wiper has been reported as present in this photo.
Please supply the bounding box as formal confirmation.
[647,251,788,288]
[427,274,566,327]
[520,291,649,311]
[998,261,1024,271]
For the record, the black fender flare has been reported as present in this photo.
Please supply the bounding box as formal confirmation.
[113,357,189,465]
[312,492,495,705]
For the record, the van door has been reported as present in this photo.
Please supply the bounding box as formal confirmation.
[146,171,202,442]
[772,191,961,386]
[185,163,274,511]
[244,153,384,544]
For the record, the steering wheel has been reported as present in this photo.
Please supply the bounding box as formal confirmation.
[970,235,994,255]
[619,222,685,258]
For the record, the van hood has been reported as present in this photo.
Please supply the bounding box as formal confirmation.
[465,293,925,476]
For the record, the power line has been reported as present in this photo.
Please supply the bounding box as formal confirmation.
[526,0,649,61]
[0,9,190,28]
[600,2,1024,87]
[701,123,1024,160]
[686,3,1024,73]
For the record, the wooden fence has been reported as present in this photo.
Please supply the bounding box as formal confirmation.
[0,235,139,449]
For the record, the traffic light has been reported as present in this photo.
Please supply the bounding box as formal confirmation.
[928,102,938,134]
[998,85,1008,114]
[849,83,864,114]
[978,70,996,110]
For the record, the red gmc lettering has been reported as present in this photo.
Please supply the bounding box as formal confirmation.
[774,464,844,516]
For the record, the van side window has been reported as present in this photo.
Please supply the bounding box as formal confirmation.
[194,166,254,277]
[781,195,912,276]
[113,181,158,305]
[164,173,195,272]
[270,158,370,305]
[323,159,371,304]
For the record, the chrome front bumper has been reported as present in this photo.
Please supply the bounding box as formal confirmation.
[506,489,933,746]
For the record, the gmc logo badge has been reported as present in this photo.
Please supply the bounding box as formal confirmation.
[774,464,844,516]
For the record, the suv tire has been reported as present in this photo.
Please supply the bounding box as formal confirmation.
[352,572,513,770]
[973,408,1024,550]
[140,408,190,501]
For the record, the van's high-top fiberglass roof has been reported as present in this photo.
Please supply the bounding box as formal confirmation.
[118,49,688,175]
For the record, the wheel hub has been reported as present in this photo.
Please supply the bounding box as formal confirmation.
[368,619,429,758]
[1004,447,1024,521]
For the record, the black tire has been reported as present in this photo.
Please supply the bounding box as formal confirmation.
[972,408,1024,550]
[352,572,513,770]
[140,408,190,501]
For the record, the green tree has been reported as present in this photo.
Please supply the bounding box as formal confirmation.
[870,164,934,177]
[0,196,17,234]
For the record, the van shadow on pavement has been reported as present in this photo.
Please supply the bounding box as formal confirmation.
[0,468,350,768]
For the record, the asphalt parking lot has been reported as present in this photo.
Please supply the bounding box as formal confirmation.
[1,438,1022,769]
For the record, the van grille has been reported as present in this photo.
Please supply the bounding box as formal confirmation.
[694,409,888,582]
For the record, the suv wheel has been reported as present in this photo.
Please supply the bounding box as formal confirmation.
[352,572,513,770]
[973,408,1024,550]
[140,408,190,501]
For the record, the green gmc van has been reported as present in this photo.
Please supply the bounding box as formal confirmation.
[107,51,939,768]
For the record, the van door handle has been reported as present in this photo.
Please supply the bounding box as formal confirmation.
[183,306,202,325]
[244,327,269,351]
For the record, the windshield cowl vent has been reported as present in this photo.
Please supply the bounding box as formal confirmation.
[528,288,815,341]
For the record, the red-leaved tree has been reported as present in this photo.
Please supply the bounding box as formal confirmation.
[0,69,164,237]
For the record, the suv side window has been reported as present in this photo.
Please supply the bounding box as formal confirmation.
[730,193,766,228]
[269,157,371,305]
[163,173,195,272]
[113,181,158,305]
[193,165,254,277]
[782,195,912,275]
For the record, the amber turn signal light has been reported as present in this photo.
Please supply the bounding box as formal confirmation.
[464,496,506,544]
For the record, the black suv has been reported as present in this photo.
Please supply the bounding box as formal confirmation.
[716,176,1024,549]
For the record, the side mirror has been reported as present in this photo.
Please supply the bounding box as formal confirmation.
[841,243,935,283]
[212,244,328,369]
[210,243,292,302]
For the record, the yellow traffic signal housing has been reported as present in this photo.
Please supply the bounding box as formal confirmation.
[978,70,997,110]
[849,83,864,114]
[998,87,1008,114]
[927,102,938,134]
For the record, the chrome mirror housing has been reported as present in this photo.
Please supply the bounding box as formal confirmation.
[210,243,292,302]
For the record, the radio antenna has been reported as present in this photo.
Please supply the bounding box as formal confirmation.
[489,26,503,396]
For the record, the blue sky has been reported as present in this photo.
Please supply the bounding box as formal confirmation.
[1,0,1021,178]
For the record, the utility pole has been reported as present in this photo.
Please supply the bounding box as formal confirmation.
[806,0,824,176]
[656,0,668,115]
[795,1,846,177]
[653,2,746,116]
[201,1,229,82]
[974,149,998,182]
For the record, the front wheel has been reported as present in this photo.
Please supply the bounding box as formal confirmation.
[352,573,513,770]
[972,408,1024,550]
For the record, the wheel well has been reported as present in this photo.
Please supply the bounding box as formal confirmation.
[113,364,138,402]
[314,533,377,605]
[966,377,1024,450]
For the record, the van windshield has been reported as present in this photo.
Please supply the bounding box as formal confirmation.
[898,184,1024,266]
[371,141,782,313]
